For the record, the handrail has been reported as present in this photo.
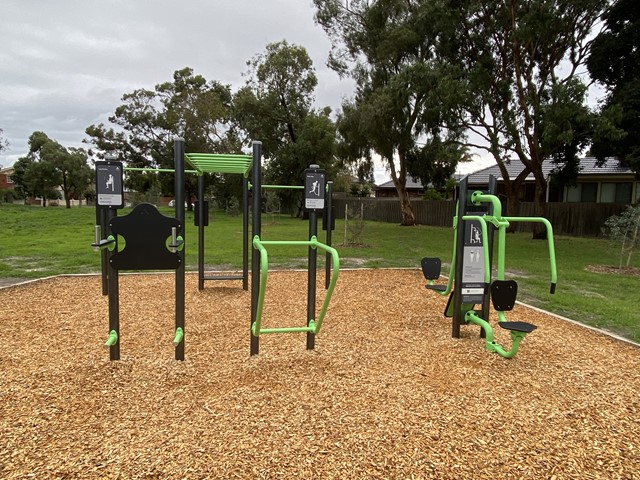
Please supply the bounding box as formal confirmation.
[251,235,340,336]
[504,216,558,293]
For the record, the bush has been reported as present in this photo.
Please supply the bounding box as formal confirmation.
[603,205,640,267]
[226,197,240,217]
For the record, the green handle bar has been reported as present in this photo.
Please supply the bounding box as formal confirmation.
[104,330,118,348]
[251,235,340,336]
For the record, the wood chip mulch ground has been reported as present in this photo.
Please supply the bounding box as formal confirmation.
[1,269,639,479]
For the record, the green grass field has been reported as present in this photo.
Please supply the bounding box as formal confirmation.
[1,203,639,342]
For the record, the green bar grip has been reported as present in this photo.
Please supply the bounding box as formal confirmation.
[173,327,184,346]
[125,167,199,174]
[105,330,118,348]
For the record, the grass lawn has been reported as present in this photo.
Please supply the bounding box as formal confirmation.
[1,203,639,342]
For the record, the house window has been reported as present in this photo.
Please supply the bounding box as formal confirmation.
[600,182,632,203]
[567,182,597,202]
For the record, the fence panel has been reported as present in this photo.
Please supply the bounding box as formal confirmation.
[333,197,630,236]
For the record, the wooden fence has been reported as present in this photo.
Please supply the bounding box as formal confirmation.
[332,197,630,237]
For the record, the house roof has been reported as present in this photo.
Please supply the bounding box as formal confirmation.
[465,157,634,185]
[376,178,425,190]
[374,157,634,190]
[376,174,464,190]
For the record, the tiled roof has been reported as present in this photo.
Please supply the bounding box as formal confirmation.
[374,158,633,189]
[466,157,633,184]
[376,174,465,189]
[376,178,424,189]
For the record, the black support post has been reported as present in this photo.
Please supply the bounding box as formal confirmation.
[242,176,249,291]
[106,208,120,360]
[307,210,318,350]
[198,174,205,291]
[324,181,333,290]
[174,138,186,361]
[97,207,109,295]
[250,141,262,356]
[452,177,467,338]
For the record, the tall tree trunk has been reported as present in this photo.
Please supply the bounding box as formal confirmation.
[532,174,548,240]
[388,152,416,226]
[398,188,416,226]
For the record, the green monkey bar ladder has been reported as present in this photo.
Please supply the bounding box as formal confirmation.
[183,152,254,290]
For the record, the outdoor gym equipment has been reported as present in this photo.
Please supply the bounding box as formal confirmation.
[123,156,252,291]
[421,175,558,358]
[249,141,340,356]
[92,144,187,361]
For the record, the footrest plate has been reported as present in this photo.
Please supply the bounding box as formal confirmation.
[425,284,447,292]
[498,321,537,333]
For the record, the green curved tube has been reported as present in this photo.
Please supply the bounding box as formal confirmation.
[465,311,527,359]
[471,191,503,218]
[504,216,558,291]
[251,235,340,336]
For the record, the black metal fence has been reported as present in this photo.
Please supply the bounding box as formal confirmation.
[333,197,630,236]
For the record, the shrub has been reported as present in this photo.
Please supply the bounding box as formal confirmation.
[603,205,640,267]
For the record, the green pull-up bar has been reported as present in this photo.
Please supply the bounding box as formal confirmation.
[251,235,340,336]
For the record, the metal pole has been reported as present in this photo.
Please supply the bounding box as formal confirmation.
[174,138,186,361]
[106,208,120,360]
[198,174,205,291]
[307,209,318,350]
[452,177,467,338]
[325,181,333,290]
[481,175,498,333]
[242,176,249,291]
[250,141,262,356]
[98,207,109,295]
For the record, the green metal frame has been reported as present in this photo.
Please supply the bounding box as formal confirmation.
[251,235,340,336]
[455,191,559,358]
[184,153,253,176]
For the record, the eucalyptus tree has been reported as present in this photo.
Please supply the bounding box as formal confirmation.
[587,0,640,174]
[234,40,337,216]
[314,0,466,225]
[433,0,608,223]
[85,67,239,203]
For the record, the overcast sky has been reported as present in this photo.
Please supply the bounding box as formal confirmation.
[0,0,498,181]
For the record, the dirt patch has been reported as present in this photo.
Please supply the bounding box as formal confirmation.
[585,264,640,277]
[1,270,639,479]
